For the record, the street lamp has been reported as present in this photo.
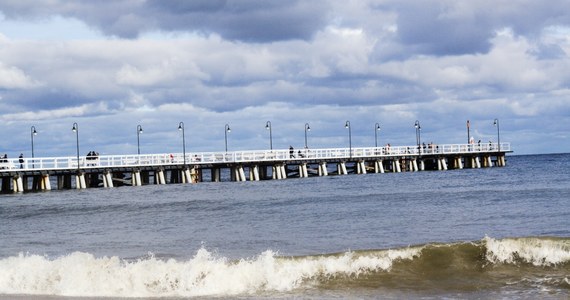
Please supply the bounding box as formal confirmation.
[304,123,310,149]
[72,122,80,170]
[494,118,500,152]
[374,123,381,148]
[467,120,471,144]
[265,121,273,150]
[414,120,421,153]
[345,120,352,158]
[178,122,186,165]
[224,124,231,152]
[136,125,143,155]
[31,126,37,168]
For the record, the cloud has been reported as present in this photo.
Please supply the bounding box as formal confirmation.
[0,0,331,41]
[0,62,40,89]
[1,1,570,155]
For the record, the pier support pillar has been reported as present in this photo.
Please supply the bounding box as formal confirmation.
[279,164,287,179]
[103,171,114,188]
[356,161,367,174]
[475,157,481,168]
[419,159,425,171]
[75,173,86,189]
[233,166,246,182]
[456,157,463,169]
[438,157,447,170]
[132,171,142,186]
[318,162,328,176]
[250,165,260,181]
[374,160,385,173]
[393,160,401,173]
[338,162,348,175]
[156,170,166,185]
[412,159,419,172]
[211,168,221,182]
[12,175,24,193]
[184,169,193,183]
[41,174,51,190]
[299,163,309,178]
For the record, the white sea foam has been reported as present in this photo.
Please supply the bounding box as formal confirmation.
[0,247,421,298]
[484,236,570,266]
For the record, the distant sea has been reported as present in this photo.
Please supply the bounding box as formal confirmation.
[1,153,569,299]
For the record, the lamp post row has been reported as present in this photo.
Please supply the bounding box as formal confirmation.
[25,119,502,168]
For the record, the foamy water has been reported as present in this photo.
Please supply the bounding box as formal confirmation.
[0,247,424,297]
[1,237,569,298]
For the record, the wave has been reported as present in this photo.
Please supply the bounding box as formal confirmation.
[0,236,568,298]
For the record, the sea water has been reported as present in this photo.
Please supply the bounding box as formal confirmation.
[0,154,569,299]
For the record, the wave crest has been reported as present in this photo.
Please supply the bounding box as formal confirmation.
[1,236,569,298]
[484,236,570,266]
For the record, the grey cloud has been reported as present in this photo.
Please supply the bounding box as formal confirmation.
[384,0,570,57]
[0,0,330,41]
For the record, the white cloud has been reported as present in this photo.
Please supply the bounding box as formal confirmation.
[0,62,41,89]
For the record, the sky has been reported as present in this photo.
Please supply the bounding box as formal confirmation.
[0,0,569,158]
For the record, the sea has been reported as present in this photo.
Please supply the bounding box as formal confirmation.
[0,153,569,299]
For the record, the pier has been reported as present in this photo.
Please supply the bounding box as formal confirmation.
[0,143,511,193]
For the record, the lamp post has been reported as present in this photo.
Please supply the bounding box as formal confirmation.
[467,120,471,144]
[136,125,143,155]
[374,123,381,148]
[30,126,37,168]
[224,124,231,152]
[304,123,310,149]
[493,118,500,152]
[178,122,186,165]
[265,121,273,150]
[345,120,352,158]
[414,120,421,153]
[72,122,80,170]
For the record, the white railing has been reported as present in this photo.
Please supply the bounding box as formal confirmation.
[0,142,511,172]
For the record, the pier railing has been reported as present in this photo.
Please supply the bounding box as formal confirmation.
[0,142,511,172]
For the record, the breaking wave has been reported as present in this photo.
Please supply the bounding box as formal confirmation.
[0,236,568,298]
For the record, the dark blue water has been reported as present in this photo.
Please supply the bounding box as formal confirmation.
[1,154,569,298]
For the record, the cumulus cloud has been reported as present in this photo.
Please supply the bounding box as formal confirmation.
[0,0,570,155]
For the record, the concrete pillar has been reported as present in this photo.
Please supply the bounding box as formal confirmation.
[319,162,328,176]
[475,157,481,168]
[338,162,347,175]
[238,166,246,182]
[156,170,165,184]
[272,165,279,179]
[103,172,113,188]
[375,160,385,173]
[75,173,86,189]
[251,165,260,181]
[419,159,425,171]
[279,165,287,179]
[132,171,142,186]
[41,175,52,190]
[394,160,401,172]
[13,175,24,193]
[457,157,463,169]
[412,159,418,172]
[357,161,367,174]
[183,169,192,183]
[440,158,448,170]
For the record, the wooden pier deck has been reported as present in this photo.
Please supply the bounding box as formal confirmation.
[0,142,512,193]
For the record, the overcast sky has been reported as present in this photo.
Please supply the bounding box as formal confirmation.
[1,0,569,158]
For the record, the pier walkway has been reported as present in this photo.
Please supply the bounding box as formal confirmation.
[0,142,511,193]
